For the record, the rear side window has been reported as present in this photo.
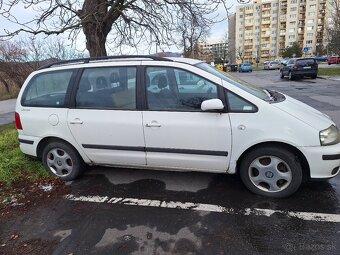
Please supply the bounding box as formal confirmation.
[76,67,137,110]
[22,70,74,107]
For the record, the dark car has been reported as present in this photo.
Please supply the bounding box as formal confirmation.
[280,58,318,80]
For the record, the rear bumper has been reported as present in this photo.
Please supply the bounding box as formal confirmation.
[18,134,40,157]
[292,70,317,76]
[300,143,340,179]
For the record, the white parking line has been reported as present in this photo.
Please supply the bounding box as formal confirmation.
[64,194,340,223]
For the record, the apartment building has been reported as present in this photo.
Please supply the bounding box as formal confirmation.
[234,0,330,63]
[197,40,228,63]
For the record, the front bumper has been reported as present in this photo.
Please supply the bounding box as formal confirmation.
[299,143,340,179]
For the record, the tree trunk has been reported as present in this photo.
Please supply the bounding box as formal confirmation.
[83,23,108,57]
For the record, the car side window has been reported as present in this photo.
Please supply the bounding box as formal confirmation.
[76,67,136,109]
[288,60,294,65]
[146,67,218,111]
[225,90,257,113]
[22,70,73,107]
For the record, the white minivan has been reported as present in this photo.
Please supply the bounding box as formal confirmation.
[15,56,340,197]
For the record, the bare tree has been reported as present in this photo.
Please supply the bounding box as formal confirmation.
[326,0,340,55]
[0,0,228,57]
[178,14,210,58]
[0,37,83,93]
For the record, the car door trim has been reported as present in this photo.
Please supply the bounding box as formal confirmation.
[82,144,228,157]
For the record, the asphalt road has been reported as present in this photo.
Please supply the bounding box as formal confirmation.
[0,99,16,125]
[1,72,340,255]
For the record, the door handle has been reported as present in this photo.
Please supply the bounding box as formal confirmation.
[70,118,83,124]
[146,121,161,127]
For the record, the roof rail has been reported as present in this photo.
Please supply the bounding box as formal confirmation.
[38,55,173,70]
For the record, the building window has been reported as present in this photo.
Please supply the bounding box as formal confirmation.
[289,35,295,39]
[308,12,315,16]
[290,14,297,18]
[307,32,313,37]
[307,26,314,31]
[289,28,295,33]
[290,7,297,12]
[289,21,296,26]
[291,0,297,4]
[306,40,313,44]
[307,19,314,24]
[310,5,316,10]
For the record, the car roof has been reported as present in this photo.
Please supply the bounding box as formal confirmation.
[166,57,203,65]
[38,55,204,70]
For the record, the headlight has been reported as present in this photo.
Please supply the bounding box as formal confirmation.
[320,125,340,146]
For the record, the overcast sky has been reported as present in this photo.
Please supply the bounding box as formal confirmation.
[0,0,240,55]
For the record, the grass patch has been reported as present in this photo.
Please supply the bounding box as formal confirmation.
[0,124,48,187]
[318,67,340,76]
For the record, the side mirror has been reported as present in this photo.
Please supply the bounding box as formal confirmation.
[201,99,224,112]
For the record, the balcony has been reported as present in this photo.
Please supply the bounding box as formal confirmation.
[299,15,305,20]
[298,29,304,34]
[299,8,306,13]
[280,15,286,21]
[298,22,305,27]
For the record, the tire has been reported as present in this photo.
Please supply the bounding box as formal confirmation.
[42,141,85,181]
[280,71,284,79]
[239,146,303,198]
[311,74,317,79]
[288,71,294,80]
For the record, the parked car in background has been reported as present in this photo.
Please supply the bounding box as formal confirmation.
[239,63,253,72]
[264,61,280,70]
[328,56,340,65]
[15,55,340,198]
[314,56,328,63]
[280,58,318,80]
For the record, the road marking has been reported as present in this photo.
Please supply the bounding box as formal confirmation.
[64,194,340,223]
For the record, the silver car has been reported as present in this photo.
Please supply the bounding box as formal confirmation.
[264,61,280,70]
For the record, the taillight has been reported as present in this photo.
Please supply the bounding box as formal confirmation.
[15,112,22,130]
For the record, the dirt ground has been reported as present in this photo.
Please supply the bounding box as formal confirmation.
[0,178,69,255]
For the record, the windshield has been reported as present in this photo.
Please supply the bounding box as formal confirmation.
[195,62,269,100]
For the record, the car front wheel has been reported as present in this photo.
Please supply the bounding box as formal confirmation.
[280,71,284,78]
[239,146,303,198]
[42,141,85,181]
[288,71,294,80]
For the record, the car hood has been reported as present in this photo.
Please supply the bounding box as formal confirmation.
[272,94,335,131]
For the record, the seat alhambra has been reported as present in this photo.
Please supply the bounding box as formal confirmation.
[15,56,340,197]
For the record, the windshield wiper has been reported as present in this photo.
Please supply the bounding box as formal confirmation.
[262,89,275,102]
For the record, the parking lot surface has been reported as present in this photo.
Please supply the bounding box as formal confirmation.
[1,71,340,255]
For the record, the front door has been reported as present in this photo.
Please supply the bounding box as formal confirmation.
[68,65,146,166]
[143,66,231,172]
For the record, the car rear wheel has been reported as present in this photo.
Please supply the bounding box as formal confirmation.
[42,141,85,181]
[239,146,303,198]
[311,74,317,79]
